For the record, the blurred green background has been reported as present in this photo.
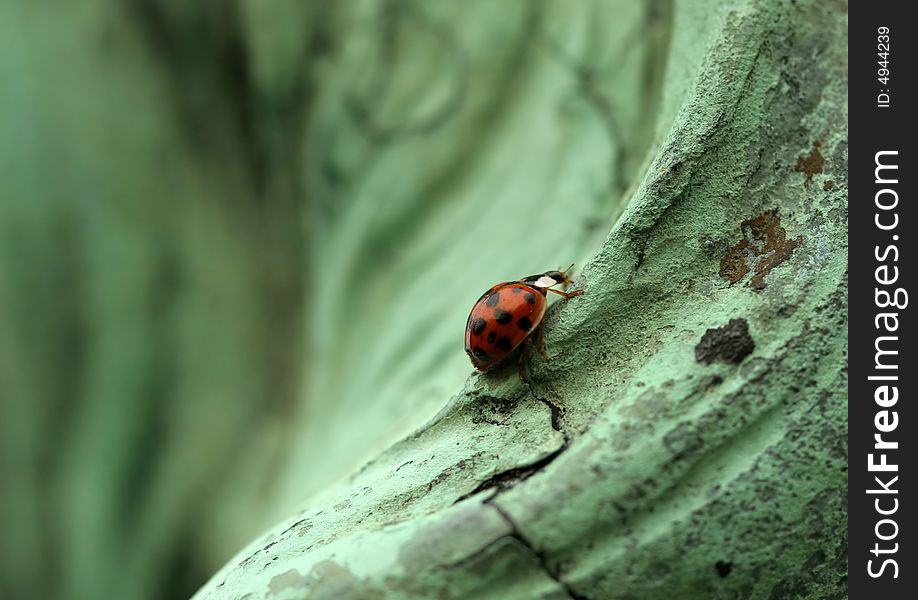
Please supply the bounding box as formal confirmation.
[0,1,669,598]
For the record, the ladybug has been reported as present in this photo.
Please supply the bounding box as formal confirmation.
[465,266,583,378]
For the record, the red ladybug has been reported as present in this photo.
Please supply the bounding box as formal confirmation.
[465,266,583,378]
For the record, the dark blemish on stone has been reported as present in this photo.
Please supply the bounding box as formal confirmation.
[494,308,512,324]
[823,180,833,191]
[496,336,512,351]
[524,292,536,304]
[719,209,801,289]
[795,140,824,187]
[695,318,755,365]
[485,292,500,307]
[487,331,496,344]
[715,560,733,578]
[471,317,486,336]
[518,316,533,331]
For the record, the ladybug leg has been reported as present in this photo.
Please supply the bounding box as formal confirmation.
[518,338,532,383]
[534,323,551,362]
[547,287,583,299]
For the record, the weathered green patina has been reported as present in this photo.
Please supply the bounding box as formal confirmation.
[1,0,846,597]
[193,0,848,598]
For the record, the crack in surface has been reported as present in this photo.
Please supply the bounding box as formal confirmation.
[453,446,564,504]
[527,382,569,444]
[487,501,590,600]
[454,382,571,503]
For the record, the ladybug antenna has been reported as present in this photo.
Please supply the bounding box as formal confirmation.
[558,264,575,288]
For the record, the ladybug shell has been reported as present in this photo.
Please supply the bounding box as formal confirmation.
[465,282,547,371]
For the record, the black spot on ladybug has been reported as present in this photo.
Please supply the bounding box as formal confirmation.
[511,286,522,293]
[518,316,533,331]
[471,317,487,336]
[487,331,496,344]
[524,292,536,304]
[485,293,500,307]
[496,336,512,351]
[494,308,512,324]
[472,346,487,357]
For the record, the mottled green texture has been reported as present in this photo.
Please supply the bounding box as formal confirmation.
[2,1,671,597]
[195,0,848,599]
[0,1,662,598]
[0,2,309,598]
[1,0,846,598]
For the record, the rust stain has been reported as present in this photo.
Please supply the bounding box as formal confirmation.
[719,245,751,284]
[719,210,801,289]
[795,141,825,187]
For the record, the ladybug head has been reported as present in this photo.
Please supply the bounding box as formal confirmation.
[522,264,576,289]
[547,264,576,288]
